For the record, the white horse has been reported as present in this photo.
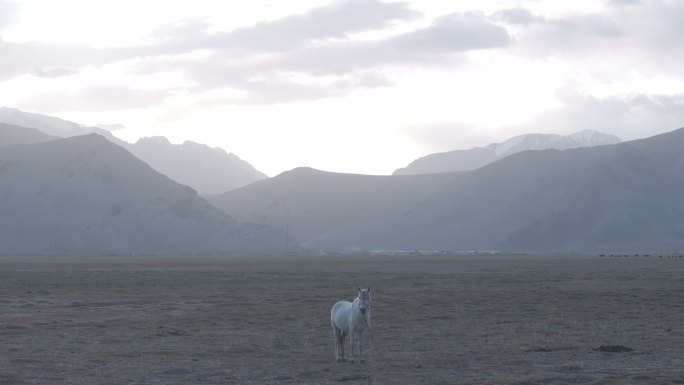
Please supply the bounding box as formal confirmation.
[330,288,371,363]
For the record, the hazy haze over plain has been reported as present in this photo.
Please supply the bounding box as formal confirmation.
[1,0,684,175]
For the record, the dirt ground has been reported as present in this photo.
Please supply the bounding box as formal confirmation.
[1,254,683,385]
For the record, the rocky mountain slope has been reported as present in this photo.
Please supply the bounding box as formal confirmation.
[0,134,288,256]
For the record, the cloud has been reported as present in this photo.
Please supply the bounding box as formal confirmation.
[0,0,424,98]
[17,85,170,113]
[527,89,684,140]
[0,0,516,107]
[30,66,79,78]
[147,10,508,104]
[214,0,421,52]
[510,1,684,76]
[148,0,421,55]
[0,0,21,30]
[390,12,510,52]
[271,11,509,73]
[493,7,543,26]
[517,13,624,55]
[609,0,641,5]
[0,39,131,81]
[403,90,684,154]
[630,1,684,49]
[197,70,393,105]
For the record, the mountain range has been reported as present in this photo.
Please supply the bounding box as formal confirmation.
[394,130,621,175]
[0,133,289,256]
[3,107,683,255]
[210,128,684,254]
[0,107,266,193]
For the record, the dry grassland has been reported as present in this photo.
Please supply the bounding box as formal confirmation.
[1,254,683,384]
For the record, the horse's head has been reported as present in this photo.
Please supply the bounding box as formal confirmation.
[357,287,371,314]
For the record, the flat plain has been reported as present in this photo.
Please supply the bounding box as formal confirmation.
[1,254,683,384]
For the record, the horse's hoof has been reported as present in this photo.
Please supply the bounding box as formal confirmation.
[350,360,355,364]
[360,359,366,364]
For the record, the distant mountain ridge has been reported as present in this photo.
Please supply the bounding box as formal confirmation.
[0,122,58,147]
[0,107,92,137]
[211,127,684,254]
[0,107,267,193]
[129,136,267,194]
[394,130,621,175]
[0,134,288,256]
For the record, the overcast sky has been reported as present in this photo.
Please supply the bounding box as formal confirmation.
[1,0,683,175]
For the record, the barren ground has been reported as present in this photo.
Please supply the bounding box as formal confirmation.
[1,254,683,384]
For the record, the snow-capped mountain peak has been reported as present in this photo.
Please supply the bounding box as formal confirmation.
[395,129,622,175]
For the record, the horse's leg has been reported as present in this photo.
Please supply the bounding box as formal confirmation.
[333,327,341,362]
[359,330,365,364]
[349,331,357,364]
[339,330,346,361]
